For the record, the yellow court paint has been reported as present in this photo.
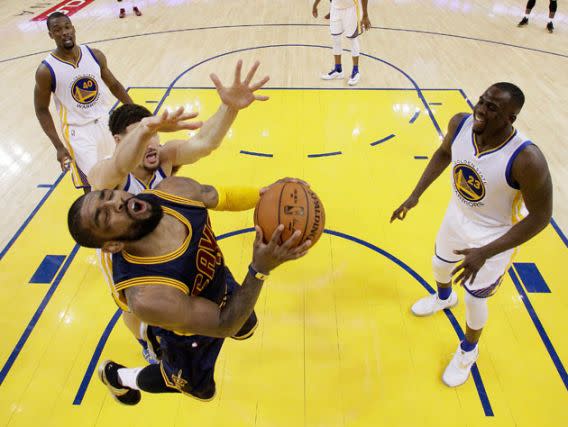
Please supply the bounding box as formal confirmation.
[0,88,566,427]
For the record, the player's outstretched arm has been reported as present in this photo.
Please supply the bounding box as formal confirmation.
[34,64,71,171]
[91,48,133,105]
[160,60,269,168]
[390,112,468,222]
[88,108,202,190]
[124,226,311,337]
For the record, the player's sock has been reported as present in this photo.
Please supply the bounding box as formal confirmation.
[460,337,477,352]
[117,367,144,390]
[136,364,179,393]
[334,64,342,73]
[437,285,452,300]
[351,65,359,76]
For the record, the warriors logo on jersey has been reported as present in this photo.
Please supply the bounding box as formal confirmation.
[71,75,99,105]
[453,162,486,204]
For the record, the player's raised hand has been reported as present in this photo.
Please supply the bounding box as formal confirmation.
[390,194,419,222]
[251,225,311,275]
[141,106,203,133]
[451,247,489,286]
[210,60,270,111]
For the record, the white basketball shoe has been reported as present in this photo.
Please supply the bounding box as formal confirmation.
[442,344,479,387]
[321,69,344,80]
[348,71,360,86]
[411,291,458,316]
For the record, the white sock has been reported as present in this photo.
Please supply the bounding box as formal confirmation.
[525,13,530,18]
[117,367,143,390]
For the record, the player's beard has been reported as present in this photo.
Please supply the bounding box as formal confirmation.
[120,194,164,241]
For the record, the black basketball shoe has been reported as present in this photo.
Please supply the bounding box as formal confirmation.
[547,22,554,33]
[98,360,141,405]
[517,17,529,27]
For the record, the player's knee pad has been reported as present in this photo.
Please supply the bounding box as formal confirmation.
[432,255,454,284]
[349,36,360,57]
[332,35,342,55]
[465,292,489,330]
[550,0,557,13]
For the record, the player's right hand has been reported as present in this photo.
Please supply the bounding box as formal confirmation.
[312,5,318,18]
[141,107,203,134]
[251,225,311,275]
[56,147,71,171]
[390,195,419,222]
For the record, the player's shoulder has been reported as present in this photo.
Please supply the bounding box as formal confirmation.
[448,112,470,131]
[512,142,547,170]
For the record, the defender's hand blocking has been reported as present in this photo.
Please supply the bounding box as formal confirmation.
[210,60,270,111]
[390,195,419,223]
[140,107,203,134]
[251,225,311,275]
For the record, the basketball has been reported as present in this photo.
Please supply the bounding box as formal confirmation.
[254,181,325,247]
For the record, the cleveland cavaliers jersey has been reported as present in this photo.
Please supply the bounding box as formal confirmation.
[105,190,228,317]
[122,167,167,195]
[42,45,110,126]
[449,114,532,228]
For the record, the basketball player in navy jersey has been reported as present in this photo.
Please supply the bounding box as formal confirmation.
[391,83,552,386]
[68,177,311,403]
[34,12,132,190]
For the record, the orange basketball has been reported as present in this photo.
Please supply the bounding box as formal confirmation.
[254,181,325,247]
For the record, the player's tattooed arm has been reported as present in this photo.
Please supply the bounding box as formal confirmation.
[90,48,133,105]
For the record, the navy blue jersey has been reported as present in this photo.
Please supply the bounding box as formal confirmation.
[110,189,228,313]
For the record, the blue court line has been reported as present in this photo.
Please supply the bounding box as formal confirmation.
[307,151,342,158]
[146,44,444,139]
[370,134,396,146]
[239,150,273,158]
[414,156,428,160]
[4,23,567,65]
[36,184,52,188]
[459,89,475,110]
[73,309,122,405]
[508,267,568,390]
[409,110,420,124]
[549,218,568,248]
[0,171,66,261]
[513,262,551,293]
[0,244,80,386]
[428,102,442,106]
[72,228,493,415]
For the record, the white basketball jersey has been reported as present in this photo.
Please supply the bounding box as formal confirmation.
[449,114,532,228]
[332,0,358,10]
[122,167,167,195]
[42,45,110,126]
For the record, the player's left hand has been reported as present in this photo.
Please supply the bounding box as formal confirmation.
[210,60,270,111]
[141,107,203,133]
[361,14,372,32]
[451,247,488,286]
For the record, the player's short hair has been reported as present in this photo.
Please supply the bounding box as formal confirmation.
[47,12,70,30]
[492,82,525,111]
[68,195,102,248]
[109,104,153,135]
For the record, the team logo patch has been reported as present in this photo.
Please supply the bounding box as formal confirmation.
[71,76,98,104]
[453,163,485,202]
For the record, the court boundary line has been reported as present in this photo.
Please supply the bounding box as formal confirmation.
[0,244,80,386]
[3,23,567,65]
[72,227,494,416]
[508,267,568,390]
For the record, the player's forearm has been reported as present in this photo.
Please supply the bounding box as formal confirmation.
[35,108,66,150]
[108,81,133,105]
[216,272,264,337]
[410,147,451,199]
[111,124,154,175]
[481,211,552,259]
[174,103,237,165]
[361,0,369,15]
